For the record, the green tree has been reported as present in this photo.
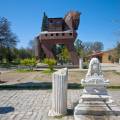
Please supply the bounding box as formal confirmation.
[41,12,48,31]
[18,48,34,59]
[60,47,70,63]
[44,58,56,71]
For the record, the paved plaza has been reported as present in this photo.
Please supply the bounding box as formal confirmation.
[0,90,120,120]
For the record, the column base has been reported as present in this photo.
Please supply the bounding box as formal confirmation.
[48,109,67,117]
[74,101,120,120]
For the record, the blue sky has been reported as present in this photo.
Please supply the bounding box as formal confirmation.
[0,0,120,50]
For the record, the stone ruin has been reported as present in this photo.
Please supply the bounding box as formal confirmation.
[74,58,116,120]
[48,58,120,119]
[35,11,81,65]
[48,68,68,116]
[80,57,111,102]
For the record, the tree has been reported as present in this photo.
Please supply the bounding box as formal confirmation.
[74,40,104,62]
[28,39,36,56]
[44,58,56,71]
[74,39,85,57]
[59,46,70,64]
[0,17,17,48]
[20,58,37,70]
[116,41,120,58]
[92,41,104,52]
[18,48,34,59]
[0,17,18,62]
[41,12,48,31]
[82,41,104,53]
[114,41,120,62]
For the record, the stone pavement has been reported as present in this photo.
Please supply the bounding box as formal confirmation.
[101,63,120,71]
[0,90,120,120]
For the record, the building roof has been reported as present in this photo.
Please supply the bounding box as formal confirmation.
[88,52,103,57]
[88,49,115,57]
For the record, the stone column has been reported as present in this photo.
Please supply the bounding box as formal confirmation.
[79,58,83,69]
[48,68,68,116]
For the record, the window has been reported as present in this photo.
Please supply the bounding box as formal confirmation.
[56,33,59,36]
[108,55,112,61]
[50,20,53,23]
[45,34,47,37]
[51,34,53,36]
[69,33,72,36]
[62,33,65,36]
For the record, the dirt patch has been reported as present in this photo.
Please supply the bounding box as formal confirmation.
[0,70,120,86]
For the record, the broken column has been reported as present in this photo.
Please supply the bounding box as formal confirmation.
[48,68,68,116]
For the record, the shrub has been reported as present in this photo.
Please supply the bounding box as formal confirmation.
[14,58,21,65]
[20,58,37,70]
[83,62,88,69]
[44,58,56,71]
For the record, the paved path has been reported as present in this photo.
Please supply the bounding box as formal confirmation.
[0,90,120,120]
[101,63,120,71]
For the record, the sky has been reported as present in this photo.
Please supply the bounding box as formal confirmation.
[0,0,120,50]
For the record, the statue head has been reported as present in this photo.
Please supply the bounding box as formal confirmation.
[64,11,81,30]
[87,58,102,77]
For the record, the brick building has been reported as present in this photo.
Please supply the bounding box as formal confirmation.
[88,49,116,63]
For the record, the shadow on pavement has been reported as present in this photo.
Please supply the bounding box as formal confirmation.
[0,81,7,84]
[0,82,83,90]
[0,107,14,114]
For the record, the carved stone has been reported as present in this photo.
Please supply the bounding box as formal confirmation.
[74,57,114,120]
[48,68,68,116]
[80,58,111,102]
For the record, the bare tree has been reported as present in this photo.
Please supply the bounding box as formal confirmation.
[0,17,18,62]
[92,41,104,52]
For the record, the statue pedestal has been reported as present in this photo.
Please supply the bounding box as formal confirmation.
[74,58,115,120]
[80,74,111,103]
[74,101,120,120]
[80,94,112,103]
